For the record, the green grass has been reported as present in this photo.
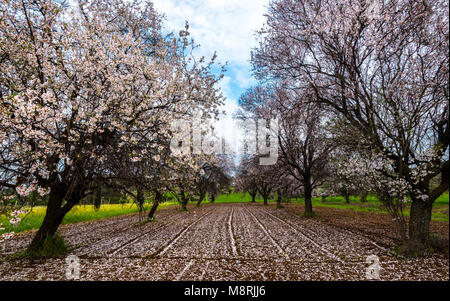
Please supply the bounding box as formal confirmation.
[214,193,264,203]
[434,192,449,205]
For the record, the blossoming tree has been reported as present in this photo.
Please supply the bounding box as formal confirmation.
[252,0,448,253]
[0,0,223,251]
[239,85,333,215]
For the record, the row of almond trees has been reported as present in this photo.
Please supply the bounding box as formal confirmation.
[235,0,448,255]
[0,0,226,253]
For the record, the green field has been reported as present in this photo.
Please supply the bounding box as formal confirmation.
[1,192,448,236]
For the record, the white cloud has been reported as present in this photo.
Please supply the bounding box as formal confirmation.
[232,65,257,89]
[152,0,270,66]
[217,75,232,100]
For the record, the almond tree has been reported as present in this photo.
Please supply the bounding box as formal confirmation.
[235,157,259,203]
[0,0,223,251]
[253,0,448,252]
[199,155,232,205]
[107,133,174,221]
[334,151,411,241]
[239,85,333,215]
[274,173,298,209]
[237,154,289,206]
[166,156,202,211]
[277,91,333,215]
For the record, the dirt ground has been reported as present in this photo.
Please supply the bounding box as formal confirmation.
[0,203,448,281]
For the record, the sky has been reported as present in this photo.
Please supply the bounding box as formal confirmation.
[152,0,271,151]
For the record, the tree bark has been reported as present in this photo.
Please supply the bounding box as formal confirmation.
[28,189,72,252]
[148,190,160,220]
[343,191,350,203]
[136,188,145,222]
[263,195,268,205]
[136,188,144,203]
[249,192,256,203]
[210,194,215,203]
[304,182,313,215]
[276,189,283,208]
[360,192,368,203]
[408,200,433,251]
[196,191,205,206]
[180,189,188,211]
[93,185,101,210]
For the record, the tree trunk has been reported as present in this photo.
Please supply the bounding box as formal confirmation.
[408,200,433,252]
[276,189,283,208]
[94,185,101,210]
[263,194,268,205]
[321,195,326,203]
[210,194,215,203]
[304,183,313,216]
[180,189,188,211]
[136,188,144,204]
[344,191,350,203]
[136,188,145,222]
[196,191,205,206]
[360,192,368,203]
[28,190,72,252]
[148,190,160,220]
[250,192,256,203]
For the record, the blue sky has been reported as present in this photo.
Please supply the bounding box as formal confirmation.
[152,0,271,118]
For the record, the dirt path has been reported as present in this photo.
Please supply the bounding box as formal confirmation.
[0,203,448,281]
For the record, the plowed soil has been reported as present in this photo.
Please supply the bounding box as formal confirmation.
[0,203,448,281]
